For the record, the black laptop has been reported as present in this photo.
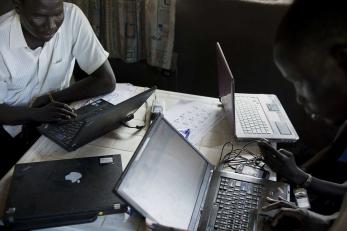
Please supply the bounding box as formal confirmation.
[38,86,157,151]
[115,115,290,230]
[3,155,126,230]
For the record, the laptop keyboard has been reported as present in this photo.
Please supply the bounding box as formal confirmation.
[46,121,85,146]
[41,99,114,148]
[214,176,263,231]
[235,96,272,134]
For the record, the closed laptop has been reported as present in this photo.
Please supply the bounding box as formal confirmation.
[4,155,126,230]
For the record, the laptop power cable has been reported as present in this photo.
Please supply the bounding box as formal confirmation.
[121,114,145,130]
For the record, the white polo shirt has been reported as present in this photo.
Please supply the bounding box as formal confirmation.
[0,3,109,137]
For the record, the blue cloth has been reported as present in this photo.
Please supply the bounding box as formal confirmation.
[338,146,347,163]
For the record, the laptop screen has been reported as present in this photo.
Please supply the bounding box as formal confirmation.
[117,118,208,229]
[217,42,236,132]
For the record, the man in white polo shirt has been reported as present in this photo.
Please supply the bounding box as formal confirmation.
[0,0,116,176]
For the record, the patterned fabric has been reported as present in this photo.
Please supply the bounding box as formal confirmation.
[67,0,176,70]
[66,0,101,37]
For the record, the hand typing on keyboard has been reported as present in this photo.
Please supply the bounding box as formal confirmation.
[260,197,334,231]
[260,196,296,218]
[31,101,77,123]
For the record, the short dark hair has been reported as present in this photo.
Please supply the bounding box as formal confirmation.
[276,0,347,53]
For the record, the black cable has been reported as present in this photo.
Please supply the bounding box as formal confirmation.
[219,139,266,171]
[121,122,145,130]
[218,141,233,165]
[120,90,150,130]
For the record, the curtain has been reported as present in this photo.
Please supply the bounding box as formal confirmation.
[67,0,176,70]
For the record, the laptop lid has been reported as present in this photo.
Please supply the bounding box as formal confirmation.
[216,42,236,134]
[115,115,214,230]
[4,155,126,230]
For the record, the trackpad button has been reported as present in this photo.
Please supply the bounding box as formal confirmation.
[275,121,291,135]
[267,103,280,111]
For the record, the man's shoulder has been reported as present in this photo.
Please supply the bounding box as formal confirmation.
[0,10,15,31]
[0,10,15,48]
[63,2,85,19]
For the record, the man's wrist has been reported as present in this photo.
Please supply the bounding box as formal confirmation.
[31,95,51,108]
[47,92,56,103]
[27,107,38,121]
[294,170,310,186]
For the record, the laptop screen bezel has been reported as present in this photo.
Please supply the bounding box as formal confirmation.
[114,115,215,230]
[216,42,237,136]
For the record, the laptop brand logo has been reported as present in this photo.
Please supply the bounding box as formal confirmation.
[65,172,82,183]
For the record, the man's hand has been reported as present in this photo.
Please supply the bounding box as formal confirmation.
[30,94,51,108]
[262,198,333,231]
[262,197,297,211]
[145,218,187,231]
[271,207,332,231]
[257,140,308,185]
[30,101,77,123]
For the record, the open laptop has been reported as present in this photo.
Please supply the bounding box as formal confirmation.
[3,155,126,230]
[38,86,156,151]
[115,115,290,230]
[216,42,299,142]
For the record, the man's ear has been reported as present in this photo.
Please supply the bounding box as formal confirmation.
[13,0,21,14]
[331,44,347,75]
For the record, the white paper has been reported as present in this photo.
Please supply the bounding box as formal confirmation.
[165,100,225,144]
[73,83,137,109]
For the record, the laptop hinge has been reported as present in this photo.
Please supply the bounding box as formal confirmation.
[191,168,215,231]
[201,169,214,210]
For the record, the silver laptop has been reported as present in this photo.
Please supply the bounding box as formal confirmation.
[216,42,299,142]
[115,115,290,230]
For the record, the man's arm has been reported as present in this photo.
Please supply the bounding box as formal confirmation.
[33,60,116,107]
[258,141,347,198]
[261,197,339,231]
[308,178,347,197]
[0,60,115,125]
[0,102,76,125]
[0,105,36,125]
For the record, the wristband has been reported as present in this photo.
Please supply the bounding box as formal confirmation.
[302,173,313,188]
[48,92,55,103]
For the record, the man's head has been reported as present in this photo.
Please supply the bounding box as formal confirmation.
[13,0,64,42]
[274,0,347,126]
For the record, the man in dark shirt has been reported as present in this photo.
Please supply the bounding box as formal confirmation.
[257,0,347,230]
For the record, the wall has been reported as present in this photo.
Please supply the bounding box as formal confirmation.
[0,0,12,15]
[0,0,336,158]
[173,0,336,158]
